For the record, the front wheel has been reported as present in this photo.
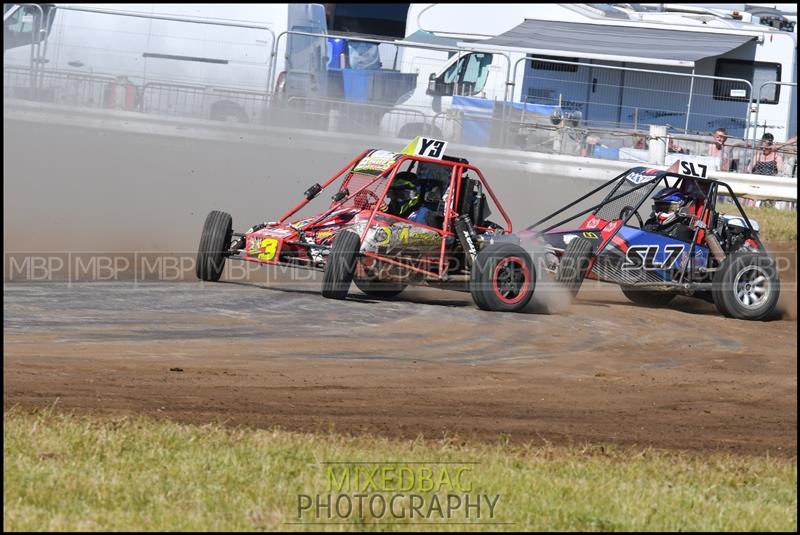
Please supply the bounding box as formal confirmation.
[470,243,535,312]
[712,252,780,320]
[196,210,232,282]
[556,237,594,302]
[321,231,361,300]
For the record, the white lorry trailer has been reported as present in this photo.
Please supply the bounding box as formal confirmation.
[380,3,797,143]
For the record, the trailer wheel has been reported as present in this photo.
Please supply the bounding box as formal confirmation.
[196,210,232,282]
[210,100,249,123]
[712,252,780,320]
[321,231,361,300]
[470,243,535,312]
[556,236,594,301]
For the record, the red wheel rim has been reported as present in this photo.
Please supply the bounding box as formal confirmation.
[492,257,531,304]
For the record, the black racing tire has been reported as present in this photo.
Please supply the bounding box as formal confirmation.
[620,286,677,307]
[470,243,535,312]
[712,252,780,320]
[353,277,407,298]
[321,231,361,300]
[556,237,594,301]
[196,210,232,282]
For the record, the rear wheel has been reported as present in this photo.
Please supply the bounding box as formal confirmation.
[196,210,232,282]
[470,243,535,312]
[556,237,594,301]
[620,286,676,307]
[353,277,407,298]
[712,252,780,320]
[321,231,361,300]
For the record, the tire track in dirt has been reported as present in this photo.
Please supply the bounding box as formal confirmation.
[4,281,797,456]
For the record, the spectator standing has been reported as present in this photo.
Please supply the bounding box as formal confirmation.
[748,133,784,175]
[707,127,732,171]
[667,135,688,154]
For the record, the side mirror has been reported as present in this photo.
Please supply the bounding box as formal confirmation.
[426,73,439,96]
[304,183,322,200]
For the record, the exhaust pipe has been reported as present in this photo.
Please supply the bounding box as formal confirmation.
[705,232,726,263]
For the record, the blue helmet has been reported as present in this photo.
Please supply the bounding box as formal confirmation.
[651,187,691,225]
[653,187,690,207]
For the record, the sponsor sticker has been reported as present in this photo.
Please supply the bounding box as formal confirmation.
[354,150,401,175]
[625,171,656,185]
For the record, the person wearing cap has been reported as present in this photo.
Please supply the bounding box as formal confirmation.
[748,133,784,175]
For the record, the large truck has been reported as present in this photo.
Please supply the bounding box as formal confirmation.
[3,3,329,122]
[379,3,797,143]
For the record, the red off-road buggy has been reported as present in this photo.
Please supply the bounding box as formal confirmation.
[196,138,536,312]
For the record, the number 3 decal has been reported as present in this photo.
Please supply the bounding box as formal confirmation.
[258,238,278,261]
[402,136,449,160]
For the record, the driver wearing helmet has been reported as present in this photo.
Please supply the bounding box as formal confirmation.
[384,171,422,219]
[644,186,700,242]
[648,187,692,227]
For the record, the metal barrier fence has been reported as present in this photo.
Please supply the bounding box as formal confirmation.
[140,82,272,123]
[506,56,754,138]
[284,96,429,135]
[4,9,797,187]
[3,65,116,107]
[752,81,797,144]
[2,65,273,124]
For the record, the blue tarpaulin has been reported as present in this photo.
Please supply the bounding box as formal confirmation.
[452,96,562,145]
[507,100,561,116]
[451,96,494,145]
[341,69,372,103]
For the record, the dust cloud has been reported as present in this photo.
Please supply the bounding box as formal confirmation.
[3,116,588,253]
[4,115,793,320]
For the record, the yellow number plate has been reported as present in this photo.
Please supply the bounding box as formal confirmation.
[257,238,279,261]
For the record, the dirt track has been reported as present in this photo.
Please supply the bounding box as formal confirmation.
[4,276,796,457]
[3,116,797,457]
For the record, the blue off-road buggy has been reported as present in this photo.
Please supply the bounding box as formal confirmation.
[521,161,781,320]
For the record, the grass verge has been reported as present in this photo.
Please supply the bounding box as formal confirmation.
[4,408,797,531]
[718,202,797,243]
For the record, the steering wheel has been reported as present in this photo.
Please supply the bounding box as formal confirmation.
[620,205,644,228]
[353,189,380,210]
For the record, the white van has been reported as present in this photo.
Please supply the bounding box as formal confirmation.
[3,3,328,122]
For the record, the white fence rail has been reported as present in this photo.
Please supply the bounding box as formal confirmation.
[5,97,796,203]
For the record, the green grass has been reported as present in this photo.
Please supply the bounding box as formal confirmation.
[718,202,797,243]
[4,408,797,532]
